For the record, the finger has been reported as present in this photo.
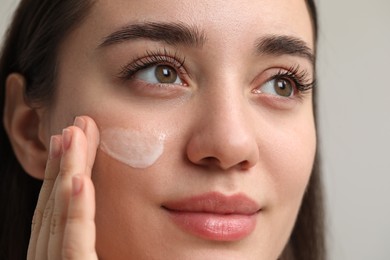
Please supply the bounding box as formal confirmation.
[73,116,100,176]
[27,135,62,260]
[62,175,98,260]
[48,126,89,259]
[32,117,100,260]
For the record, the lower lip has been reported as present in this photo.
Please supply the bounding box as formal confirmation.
[166,210,258,241]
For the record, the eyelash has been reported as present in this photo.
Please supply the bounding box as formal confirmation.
[118,49,187,80]
[117,51,315,97]
[271,65,315,93]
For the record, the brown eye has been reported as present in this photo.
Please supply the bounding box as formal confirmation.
[274,78,293,97]
[255,77,295,97]
[155,65,178,83]
[136,64,182,85]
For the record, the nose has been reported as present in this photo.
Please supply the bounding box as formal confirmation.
[186,87,259,171]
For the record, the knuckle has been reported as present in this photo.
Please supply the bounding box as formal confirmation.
[31,208,43,232]
[62,241,82,260]
[62,245,96,260]
[58,168,84,180]
[44,172,56,182]
[58,167,72,179]
[50,212,64,236]
[50,213,58,236]
[61,244,75,260]
[39,181,54,197]
[42,198,54,221]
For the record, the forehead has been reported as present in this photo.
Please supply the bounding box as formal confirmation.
[86,0,314,48]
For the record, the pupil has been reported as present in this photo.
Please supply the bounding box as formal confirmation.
[277,80,286,89]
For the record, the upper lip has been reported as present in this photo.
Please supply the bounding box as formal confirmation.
[162,192,261,215]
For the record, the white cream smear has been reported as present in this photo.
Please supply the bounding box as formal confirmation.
[100,127,166,169]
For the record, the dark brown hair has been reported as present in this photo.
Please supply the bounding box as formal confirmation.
[0,1,94,259]
[0,1,324,259]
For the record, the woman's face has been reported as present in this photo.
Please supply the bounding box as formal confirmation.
[44,0,316,259]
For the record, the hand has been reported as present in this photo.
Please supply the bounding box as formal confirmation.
[27,116,100,260]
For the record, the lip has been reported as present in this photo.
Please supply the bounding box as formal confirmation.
[162,192,261,241]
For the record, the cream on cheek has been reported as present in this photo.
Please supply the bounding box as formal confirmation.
[99,127,166,169]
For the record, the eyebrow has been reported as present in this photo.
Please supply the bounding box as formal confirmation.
[99,22,206,48]
[99,22,314,64]
[256,35,315,64]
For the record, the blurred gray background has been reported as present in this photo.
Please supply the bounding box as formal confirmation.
[1,0,389,259]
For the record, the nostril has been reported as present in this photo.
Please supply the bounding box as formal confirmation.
[197,157,251,171]
[201,157,221,167]
[239,160,251,171]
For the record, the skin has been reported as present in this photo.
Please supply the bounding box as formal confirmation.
[5,0,316,259]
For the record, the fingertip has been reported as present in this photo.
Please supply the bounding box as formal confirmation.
[75,115,100,144]
[74,116,86,131]
[62,128,73,151]
[49,135,62,159]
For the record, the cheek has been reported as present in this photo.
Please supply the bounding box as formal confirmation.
[254,115,316,254]
[92,151,164,259]
[100,127,166,169]
[264,115,316,207]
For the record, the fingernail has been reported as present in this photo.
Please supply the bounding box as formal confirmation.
[62,128,72,151]
[72,175,83,196]
[49,136,61,159]
[74,116,86,131]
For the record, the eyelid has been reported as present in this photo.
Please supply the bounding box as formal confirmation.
[277,65,315,92]
[136,65,184,85]
[254,65,315,94]
[117,49,188,81]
